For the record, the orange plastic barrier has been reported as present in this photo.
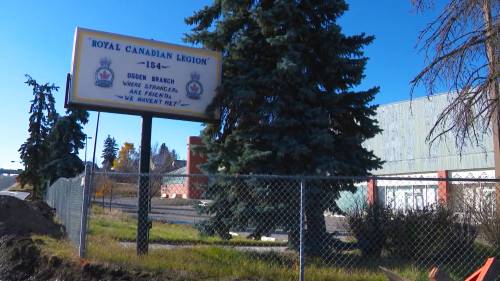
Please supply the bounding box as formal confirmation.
[465,258,499,281]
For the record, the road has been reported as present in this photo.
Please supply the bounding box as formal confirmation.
[0,175,16,191]
[95,196,349,241]
[0,176,29,200]
[119,241,289,252]
[0,191,30,200]
[96,197,212,225]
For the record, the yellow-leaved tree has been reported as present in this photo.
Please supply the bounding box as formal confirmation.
[113,142,138,173]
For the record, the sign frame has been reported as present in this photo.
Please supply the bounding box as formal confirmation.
[65,27,222,123]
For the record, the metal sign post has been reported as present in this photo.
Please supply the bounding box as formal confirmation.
[137,114,152,255]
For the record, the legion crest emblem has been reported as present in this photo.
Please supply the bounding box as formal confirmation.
[185,72,203,100]
[95,58,114,88]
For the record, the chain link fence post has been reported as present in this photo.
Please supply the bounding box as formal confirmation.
[299,178,306,281]
[79,168,91,258]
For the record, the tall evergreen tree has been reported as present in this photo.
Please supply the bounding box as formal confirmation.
[102,135,118,171]
[170,149,178,161]
[152,143,175,173]
[18,75,58,200]
[186,0,382,254]
[158,143,169,158]
[43,109,89,183]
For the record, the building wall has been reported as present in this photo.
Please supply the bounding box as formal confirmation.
[186,136,206,199]
[336,184,367,213]
[161,136,206,199]
[376,172,439,211]
[161,183,187,199]
[359,94,496,212]
[448,169,496,215]
[364,93,494,175]
[365,169,495,212]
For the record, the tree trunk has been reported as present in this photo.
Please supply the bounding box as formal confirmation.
[305,186,328,256]
[482,0,500,218]
[287,186,302,251]
[288,224,300,251]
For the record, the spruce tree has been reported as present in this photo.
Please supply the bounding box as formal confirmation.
[18,75,58,200]
[186,0,382,254]
[102,135,118,171]
[153,143,175,173]
[170,149,178,161]
[158,143,170,160]
[43,109,89,183]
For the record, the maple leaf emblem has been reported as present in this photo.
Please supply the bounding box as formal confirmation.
[100,70,110,80]
[190,83,199,93]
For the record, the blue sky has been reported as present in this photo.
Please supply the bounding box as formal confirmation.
[0,0,439,169]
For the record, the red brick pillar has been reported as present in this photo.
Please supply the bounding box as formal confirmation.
[186,136,206,199]
[367,178,377,205]
[437,170,449,204]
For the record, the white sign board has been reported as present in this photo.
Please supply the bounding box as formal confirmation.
[67,27,222,121]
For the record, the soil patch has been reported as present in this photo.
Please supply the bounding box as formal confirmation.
[0,235,177,281]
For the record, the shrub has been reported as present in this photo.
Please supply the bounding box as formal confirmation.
[347,203,390,258]
[457,190,500,248]
[479,216,500,248]
[93,176,114,198]
[348,203,478,262]
[386,205,477,262]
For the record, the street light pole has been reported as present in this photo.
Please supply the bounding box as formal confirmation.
[84,136,92,165]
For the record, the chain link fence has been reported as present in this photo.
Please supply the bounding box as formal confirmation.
[85,171,500,280]
[44,173,85,246]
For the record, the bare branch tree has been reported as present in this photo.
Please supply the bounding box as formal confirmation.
[410,0,499,151]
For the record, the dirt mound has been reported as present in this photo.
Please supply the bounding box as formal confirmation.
[0,236,40,280]
[0,236,175,281]
[0,196,64,238]
[0,197,178,280]
[30,200,56,221]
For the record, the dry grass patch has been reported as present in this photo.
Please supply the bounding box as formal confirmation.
[8,183,32,192]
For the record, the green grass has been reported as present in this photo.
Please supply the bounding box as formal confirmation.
[84,208,429,280]
[85,235,426,281]
[32,235,80,263]
[33,233,428,281]
[89,207,286,246]
[82,208,432,280]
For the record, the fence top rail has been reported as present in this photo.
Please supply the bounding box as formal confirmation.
[90,171,500,182]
